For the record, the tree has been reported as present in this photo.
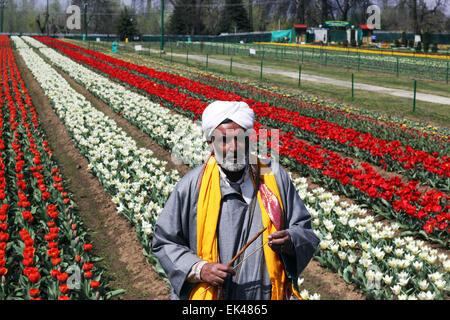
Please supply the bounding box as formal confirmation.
[116,7,139,41]
[167,0,204,36]
[218,0,250,33]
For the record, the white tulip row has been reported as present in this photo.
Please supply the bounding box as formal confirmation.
[20,37,448,299]
[15,40,180,241]
[293,176,449,300]
[11,35,29,48]
[20,36,47,48]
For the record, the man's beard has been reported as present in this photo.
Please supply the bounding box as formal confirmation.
[213,145,248,172]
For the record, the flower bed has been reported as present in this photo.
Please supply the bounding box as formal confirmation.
[1,36,120,300]
[33,37,449,245]
[18,37,449,299]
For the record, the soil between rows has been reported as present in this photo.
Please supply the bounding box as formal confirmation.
[15,47,366,300]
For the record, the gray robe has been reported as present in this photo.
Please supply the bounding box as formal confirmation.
[151,160,319,300]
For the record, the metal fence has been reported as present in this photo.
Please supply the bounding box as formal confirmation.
[170,41,450,82]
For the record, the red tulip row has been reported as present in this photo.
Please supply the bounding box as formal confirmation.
[1,36,106,299]
[32,37,449,243]
[37,37,449,192]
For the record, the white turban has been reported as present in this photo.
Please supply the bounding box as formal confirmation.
[202,101,255,140]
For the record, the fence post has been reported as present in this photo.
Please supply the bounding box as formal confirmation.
[230,57,233,74]
[186,47,189,64]
[357,52,360,71]
[396,56,399,77]
[446,61,449,84]
[260,59,263,80]
[206,54,208,71]
[298,64,302,88]
[412,79,417,112]
[352,72,354,100]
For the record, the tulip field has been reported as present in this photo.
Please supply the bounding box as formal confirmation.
[3,34,449,300]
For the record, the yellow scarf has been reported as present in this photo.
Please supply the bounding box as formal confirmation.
[189,155,300,300]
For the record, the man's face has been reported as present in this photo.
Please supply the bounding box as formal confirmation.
[209,122,249,172]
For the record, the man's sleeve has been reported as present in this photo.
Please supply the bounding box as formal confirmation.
[151,178,203,299]
[278,167,320,280]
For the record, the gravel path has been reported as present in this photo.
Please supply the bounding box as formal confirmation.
[159,50,450,105]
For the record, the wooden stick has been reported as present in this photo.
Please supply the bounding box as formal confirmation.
[200,226,267,296]
[227,226,267,267]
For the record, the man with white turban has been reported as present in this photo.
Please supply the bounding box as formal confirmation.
[152,101,318,300]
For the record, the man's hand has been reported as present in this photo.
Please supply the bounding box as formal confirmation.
[200,262,235,287]
[268,230,294,255]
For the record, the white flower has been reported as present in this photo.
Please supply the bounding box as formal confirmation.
[309,293,321,300]
[339,240,348,248]
[438,253,447,262]
[428,272,443,283]
[398,277,409,287]
[418,280,429,291]
[383,275,393,285]
[361,242,371,251]
[426,255,437,265]
[443,260,450,273]
[418,291,435,300]
[330,243,339,254]
[394,248,404,257]
[391,284,402,295]
[383,245,393,254]
[347,239,357,248]
[359,257,372,268]
[323,219,335,233]
[300,289,310,300]
[434,280,446,291]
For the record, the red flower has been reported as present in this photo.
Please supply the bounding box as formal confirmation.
[0,267,7,276]
[42,191,50,201]
[51,269,60,278]
[29,288,40,298]
[58,295,70,300]
[44,233,58,241]
[83,263,93,271]
[47,241,58,249]
[22,258,34,267]
[52,257,62,266]
[83,243,93,251]
[28,271,41,283]
[84,271,93,279]
[47,247,60,258]
[57,272,69,283]
[59,284,69,294]
[21,211,33,222]
[90,281,100,289]
[75,254,81,262]
[0,232,8,242]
